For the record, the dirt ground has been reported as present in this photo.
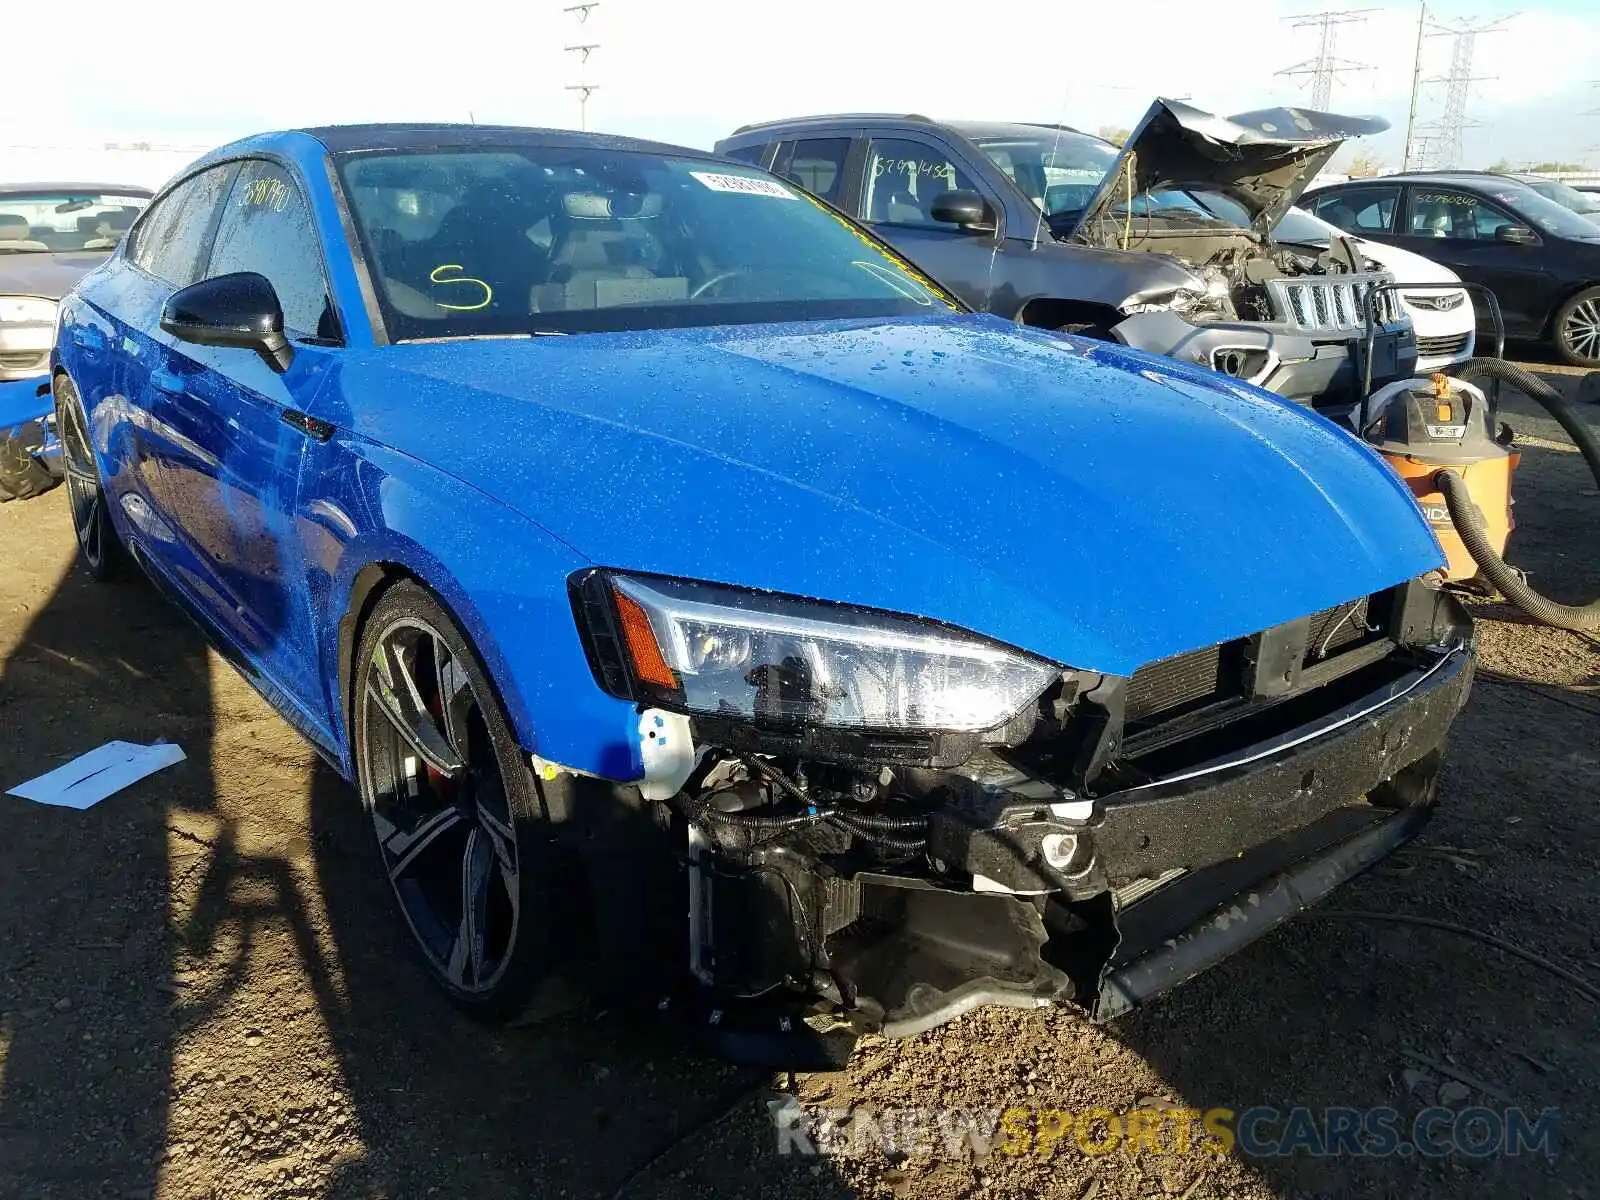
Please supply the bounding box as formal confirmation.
[0,362,1596,1200]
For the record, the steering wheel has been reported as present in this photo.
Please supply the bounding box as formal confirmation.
[689,268,752,300]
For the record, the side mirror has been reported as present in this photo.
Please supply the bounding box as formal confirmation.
[161,272,293,372]
[1495,224,1538,246]
[929,190,996,233]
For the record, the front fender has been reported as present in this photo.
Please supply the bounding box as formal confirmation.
[298,439,643,782]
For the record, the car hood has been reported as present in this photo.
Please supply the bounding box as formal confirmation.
[1070,99,1390,249]
[330,314,1443,677]
[0,250,109,301]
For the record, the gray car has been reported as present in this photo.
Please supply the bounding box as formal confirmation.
[0,183,150,500]
[717,101,1417,411]
[1,183,152,382]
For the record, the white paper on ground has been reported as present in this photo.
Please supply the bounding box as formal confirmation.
[6,740,186,809]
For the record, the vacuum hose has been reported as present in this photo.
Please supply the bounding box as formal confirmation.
[1437,358,1600,632]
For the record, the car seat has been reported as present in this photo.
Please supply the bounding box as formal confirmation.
[0,214,48,252]
[870,171,925,225]
[530,191,683,312]
[81,210,136,250]
[412,180,554,312]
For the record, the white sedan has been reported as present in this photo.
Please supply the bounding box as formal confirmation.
[1275,206,1477,372]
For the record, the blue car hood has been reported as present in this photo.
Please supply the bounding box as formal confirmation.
[331,314,1443,676]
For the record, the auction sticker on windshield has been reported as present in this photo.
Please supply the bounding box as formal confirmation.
[690,171,796,198]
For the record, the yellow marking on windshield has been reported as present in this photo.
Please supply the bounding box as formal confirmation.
[428,264,494,311]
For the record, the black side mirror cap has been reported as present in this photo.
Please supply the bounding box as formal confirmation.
[161,272,293,373]
[929,189,997,233]
[1495,224,1538,246]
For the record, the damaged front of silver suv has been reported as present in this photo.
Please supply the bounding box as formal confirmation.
[1067,101,1416,409]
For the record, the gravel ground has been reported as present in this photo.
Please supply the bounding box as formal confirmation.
[0,362,1595,1200]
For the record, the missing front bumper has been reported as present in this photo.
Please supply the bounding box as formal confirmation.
[652,648,1469,1060]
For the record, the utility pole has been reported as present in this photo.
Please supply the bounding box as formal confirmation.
[1276,9,1378,111]
[562,3,600,131]
[1417,15,1514,170]
[1402,2,1428,171]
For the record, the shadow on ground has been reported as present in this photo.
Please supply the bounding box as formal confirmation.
[0,551,213,1198]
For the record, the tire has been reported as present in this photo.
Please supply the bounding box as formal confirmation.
[1553,286,1600,369]
[53,374,126,581]
[0,422,58,503]
[352,580,574,1021]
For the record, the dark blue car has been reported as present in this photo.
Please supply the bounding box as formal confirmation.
[51,123,1471,1064]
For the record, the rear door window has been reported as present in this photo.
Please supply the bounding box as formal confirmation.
[1310,187,1399,235]
[721,143,767,167]
[778,138,850,206]
[131,165,237,286]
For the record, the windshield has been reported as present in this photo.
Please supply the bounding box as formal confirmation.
[1489,181,1600,239]
[972,133,1121,218]
[336,147,958,339]
[1273,205,1338,245]
[1517,177,1600,216]
[0,190,149,253]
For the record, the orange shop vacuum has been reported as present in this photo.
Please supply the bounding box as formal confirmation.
[1354,287,1600,633]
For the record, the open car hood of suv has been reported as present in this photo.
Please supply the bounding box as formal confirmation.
[1069,99,1390,249]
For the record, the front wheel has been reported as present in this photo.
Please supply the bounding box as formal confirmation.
[54,374,125,581]
[1554,286,1600,369]
[352,580,573,1020]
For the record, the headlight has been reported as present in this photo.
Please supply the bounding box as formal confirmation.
[573,572,1059,733]
[0,297,58,324]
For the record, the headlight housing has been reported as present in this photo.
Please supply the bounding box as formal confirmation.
[571,571,1059,734]
[0,296,58,325]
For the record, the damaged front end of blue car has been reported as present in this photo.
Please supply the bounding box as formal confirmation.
[556,566,1472,1067]
[361,312,1478,1069]
[0,375,61,502]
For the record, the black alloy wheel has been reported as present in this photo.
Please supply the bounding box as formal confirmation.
[353,581,569,1018]
[54,374,125,581]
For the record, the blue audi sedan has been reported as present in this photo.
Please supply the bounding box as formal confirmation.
[51,124,1472,1065]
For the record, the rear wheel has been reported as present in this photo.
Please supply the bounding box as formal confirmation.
[352,581,571,1020]
[54,374,125,581]
[1554,286,1600,368]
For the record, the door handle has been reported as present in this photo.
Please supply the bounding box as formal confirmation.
[149,365,186,396]
[70,325,106,353]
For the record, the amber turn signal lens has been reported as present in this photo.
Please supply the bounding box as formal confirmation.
[614,587,679,690]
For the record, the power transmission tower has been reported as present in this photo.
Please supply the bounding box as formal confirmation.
[1276,9,1377,110]
[563,3,600,131]
[1415,15,1514,170]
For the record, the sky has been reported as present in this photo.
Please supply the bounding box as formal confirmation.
[7,0,1600,188]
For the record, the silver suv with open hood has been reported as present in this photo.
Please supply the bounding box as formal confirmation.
[717,99,1416,409]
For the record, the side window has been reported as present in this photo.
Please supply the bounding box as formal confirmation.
[1312,187,1398,234]
[721,143,767,166]
[1405,188,1512,241]
[862,138,981,229]
[778,138,850,206]
[131,166,236,286]
[206,161,337,340]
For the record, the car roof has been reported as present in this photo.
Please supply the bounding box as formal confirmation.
[292,122,716,160]
[725,113,942,138]
[1364,171,1540,189]
[0,182,153,196]
[723,114,1093,144]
